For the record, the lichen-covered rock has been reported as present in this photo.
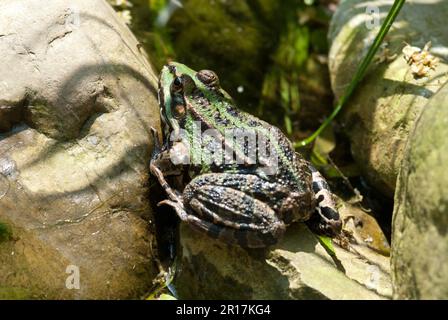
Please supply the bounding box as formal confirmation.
[174,203,392,300]
[391,82,448,299]
[328,0,448,196]
[0,0,160,299]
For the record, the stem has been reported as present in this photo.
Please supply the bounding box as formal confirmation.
[296,0,406,147]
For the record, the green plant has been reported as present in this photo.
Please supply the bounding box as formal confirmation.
[296,0,406,147]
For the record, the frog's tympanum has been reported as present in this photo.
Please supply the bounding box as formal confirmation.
[150,62,342,248]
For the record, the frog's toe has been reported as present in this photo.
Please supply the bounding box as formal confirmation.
[158,199,189,221]
[187,215,283,248]
[186,193,286,248]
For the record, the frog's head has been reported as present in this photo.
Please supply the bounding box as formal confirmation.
[158,62,231,138]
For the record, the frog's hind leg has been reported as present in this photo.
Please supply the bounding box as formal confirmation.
[187,213,281,248]
[307,165,342,237]
[158,197,283,248]
[182,175,286,248]
[188,197,285,248]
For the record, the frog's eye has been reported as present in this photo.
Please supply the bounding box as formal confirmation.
[197,70,220,88]
[173,103,186,119]
[171,76,183,93]
[173,76,182,87]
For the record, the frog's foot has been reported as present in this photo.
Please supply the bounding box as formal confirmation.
[150,162,182,203]
[156,199,269,249]
[187,198,285,248]
[182,174,287,248]
[158,199,189,221]
[307,165,342,237]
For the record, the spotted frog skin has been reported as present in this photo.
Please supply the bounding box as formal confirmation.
[150,62,342,248]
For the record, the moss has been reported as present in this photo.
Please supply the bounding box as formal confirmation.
[0,221,12,243]
[0,287,32,300]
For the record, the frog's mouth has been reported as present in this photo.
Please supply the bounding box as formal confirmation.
[158,101,181,143]
[159,63,202,141]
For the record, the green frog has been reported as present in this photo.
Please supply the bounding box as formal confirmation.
[150,62,341,248]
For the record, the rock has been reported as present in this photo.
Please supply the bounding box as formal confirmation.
[0,0,160,299]
[328,0,448,196]
[391,82,448,299]
[174,203,392,300]
[339,201,391,257]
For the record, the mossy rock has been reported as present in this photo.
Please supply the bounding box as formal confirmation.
[174,204,392,300]
[392,82,448,299]
[0,0,159,299]
[328,0,448,196]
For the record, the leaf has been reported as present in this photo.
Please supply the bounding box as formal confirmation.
[312,125,336,165]
[316,235,336,257]
[284,115,292,135]
[148,0,170,13]
[158,293,177,300]
[316,234,346,273]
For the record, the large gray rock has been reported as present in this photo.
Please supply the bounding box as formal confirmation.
[392,82,448,299]
[174,201,392,300]
[0,0,160,299]
[328,0,448,196]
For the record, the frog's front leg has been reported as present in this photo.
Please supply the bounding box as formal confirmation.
[149,128,184,204]
[149,128,201,225]
[150,154,192,224]
[182,173,287,248]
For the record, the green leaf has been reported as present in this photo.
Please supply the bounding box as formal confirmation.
[316,235,336,257]
[312,125,335,162]
[148,0,169,13]
[284,115,292,135]
[158,293,177,300]
[316,234,346,273]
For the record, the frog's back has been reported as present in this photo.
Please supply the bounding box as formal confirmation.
[236,111,313,192]
[184,76,313,195]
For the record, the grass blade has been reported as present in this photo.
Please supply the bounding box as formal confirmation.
[296,0,406,147]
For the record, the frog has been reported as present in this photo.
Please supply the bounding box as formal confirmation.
[150,62,342,248]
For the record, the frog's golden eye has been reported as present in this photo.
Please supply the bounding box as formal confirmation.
[171,76,183,93]
[197,70,220,88]
[173,103,186,119]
